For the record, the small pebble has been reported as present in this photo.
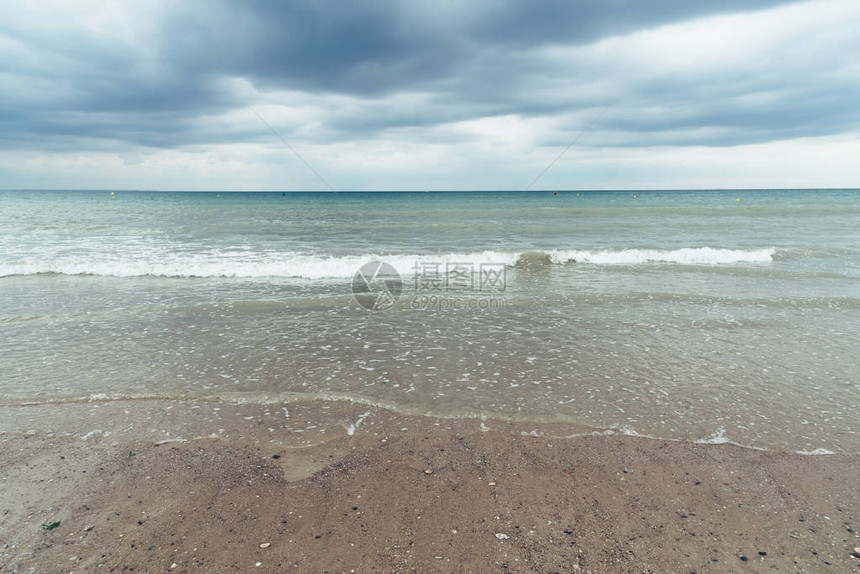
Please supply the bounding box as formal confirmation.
[255,562,262,567]
[424,469,433,475]
[488,481,496,486]
[259,542,270,549]
[852,547,860,558]
[494,533,509,540]
[168,563,177,571]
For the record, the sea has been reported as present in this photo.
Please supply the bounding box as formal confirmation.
[1,189,858,454]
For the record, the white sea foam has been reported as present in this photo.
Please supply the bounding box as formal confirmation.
[0,247,775,279]
[550,247,776,265]
[345,410,371,436]
[796,448,836,455]
[695,428,730,445]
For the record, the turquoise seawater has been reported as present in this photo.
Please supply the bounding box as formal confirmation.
[1,189,858,453]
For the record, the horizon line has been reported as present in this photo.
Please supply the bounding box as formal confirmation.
[2,187,859,193]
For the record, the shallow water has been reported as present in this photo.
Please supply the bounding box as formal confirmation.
[1,189,858,453]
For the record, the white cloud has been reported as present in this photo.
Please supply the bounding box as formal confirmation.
[2,130,856,191]
[561,0,860,79]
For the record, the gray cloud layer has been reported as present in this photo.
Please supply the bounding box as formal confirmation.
[1,0,857,156]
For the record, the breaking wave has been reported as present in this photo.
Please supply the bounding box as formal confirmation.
[0,247,776,279]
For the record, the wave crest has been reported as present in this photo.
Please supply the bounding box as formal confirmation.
[551,247,775,265]
[0,247,775,279]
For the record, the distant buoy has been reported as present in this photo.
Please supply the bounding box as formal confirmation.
[553,191,558,196]
[216,194,221,198]
[736,198,740,202]
[632,194,636,199]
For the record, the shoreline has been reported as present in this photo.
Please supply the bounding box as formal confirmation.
[2,405,859,573]
[1,397,855,458]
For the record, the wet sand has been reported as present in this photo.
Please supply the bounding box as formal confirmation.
[1,404,859,573]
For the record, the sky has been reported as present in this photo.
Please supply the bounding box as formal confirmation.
[1,0,859,191]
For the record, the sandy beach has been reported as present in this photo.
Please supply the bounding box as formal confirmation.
[2,403,859,573]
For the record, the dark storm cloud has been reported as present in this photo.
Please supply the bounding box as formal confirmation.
[164,0,793,94]
[0,0,854,154]
[468,0,791,47]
